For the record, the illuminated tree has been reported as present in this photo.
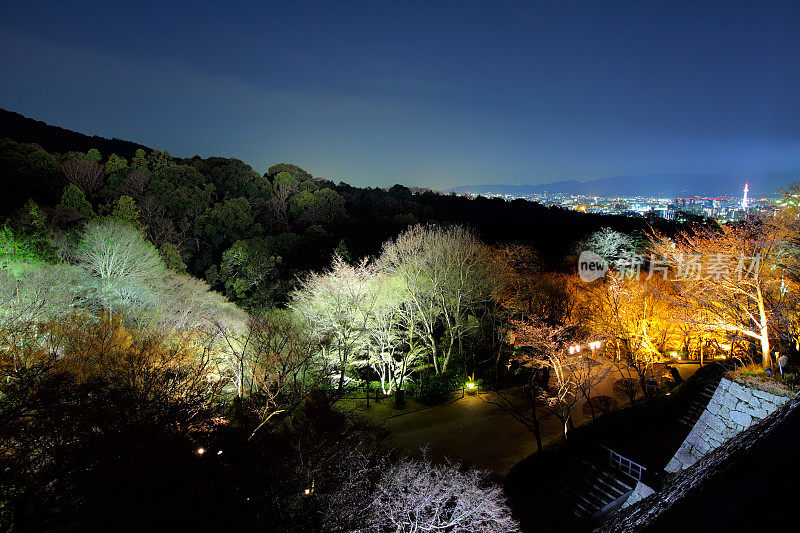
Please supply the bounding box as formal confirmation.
[0,263,81,372]
[1,201,58,265]
[772,184,800,352]
[75,219,164,318]
[579,275,672,397]
[152,270,240,332]
[367,457,518,532]
[359,274,424,394]
[378,224,491,373]
[577,227,637,268]
[650,216,791,368]
[244,311,326,433]
[291,256,376,392]
[506,318,589,440]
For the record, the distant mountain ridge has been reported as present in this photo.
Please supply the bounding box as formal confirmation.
[454,172,799,198]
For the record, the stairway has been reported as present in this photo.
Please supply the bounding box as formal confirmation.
[677,382,717,427]
[534,459,636,531]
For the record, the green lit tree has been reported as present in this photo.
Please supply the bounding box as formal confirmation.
[158,242,187,273]
[104,153,128,176]
[56,184,94,219]
[219,238,278,305]
[131,148,148,170]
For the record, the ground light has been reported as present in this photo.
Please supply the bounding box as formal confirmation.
[466,381,477,394]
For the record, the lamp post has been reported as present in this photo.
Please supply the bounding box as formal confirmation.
[588,341,601,357]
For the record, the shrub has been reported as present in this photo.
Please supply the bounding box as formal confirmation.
[415,369,464,404]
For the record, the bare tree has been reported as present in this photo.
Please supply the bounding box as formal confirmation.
[139,196,183,248]
[118,169,152,199]
[74,219,165,319]
[378,224,491,373]
[0,263,81,372]
[573,347,615,420]
[152,270,242,332]
[60,158,104,195]
[359,274,424,394]
[366,457,519,533]
[266,174,298,232]
[579,275,669,397]
[486,318,586,445]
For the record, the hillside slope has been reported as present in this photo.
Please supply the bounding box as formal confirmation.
[0,108,152,159]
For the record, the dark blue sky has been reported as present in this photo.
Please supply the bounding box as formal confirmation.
[1,0,798,188]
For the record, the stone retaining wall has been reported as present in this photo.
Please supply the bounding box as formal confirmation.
[621,481,655,509]
[665,377,789,473]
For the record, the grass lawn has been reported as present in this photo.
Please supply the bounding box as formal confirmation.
[333,393,430,420]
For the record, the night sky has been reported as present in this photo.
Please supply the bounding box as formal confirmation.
[1,0,798,188]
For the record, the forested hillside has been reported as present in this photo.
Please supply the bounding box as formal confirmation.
[0,111,670,309]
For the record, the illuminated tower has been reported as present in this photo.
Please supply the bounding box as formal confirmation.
[742,182,749,209]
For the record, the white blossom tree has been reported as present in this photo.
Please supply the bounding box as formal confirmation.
[291,256,376,392]
[367,457,519,533]
[577,227,637,268]
[359,274,424,394]
[378,224,492,373]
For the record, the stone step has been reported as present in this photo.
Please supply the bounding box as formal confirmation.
[533,459,639,529]
[597,471,634,495]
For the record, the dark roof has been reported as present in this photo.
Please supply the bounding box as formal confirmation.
[598,394,800,532]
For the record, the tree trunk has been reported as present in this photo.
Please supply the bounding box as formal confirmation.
[757,284,772,369]
[584,391,596,420]
[760,328,772,369]
[700,337,704,366]
[528,385,543,453]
